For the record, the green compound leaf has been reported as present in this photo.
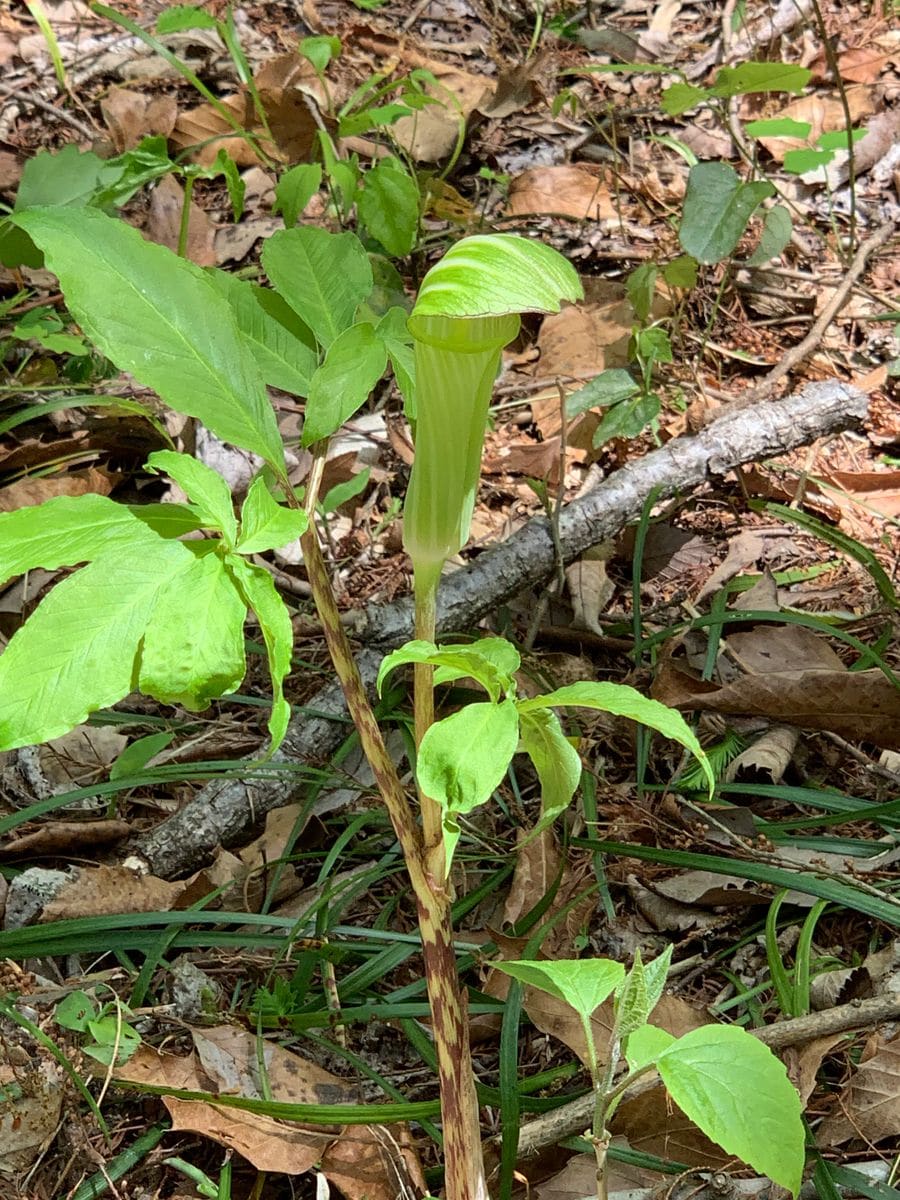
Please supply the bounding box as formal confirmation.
[226,555,295,753]
[625,1023,676,1073]
[13,207,285,470]
[146,450,238,547]
[411,233,583,320]
[519,681,714,795]
[744,117,812,139]
[262,226,373,349]
[678,162,775,264]
[236,475,308,555]
[0,540,194,750]
[357,156,420,257]
[518,707,582,833]
[156,4,218,32]
[657,1026,804,1197]
[303,322,388,447]
[494,959,625,1021]
[207,269,317,397]
[139,549,247,711]
[0,494,166,585]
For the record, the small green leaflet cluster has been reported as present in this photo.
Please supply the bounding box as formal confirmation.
[0,451,307,754]
[495,950,805,1197]
[378,637,715,871]
[55,989,142,1068]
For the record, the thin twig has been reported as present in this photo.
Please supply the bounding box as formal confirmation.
[716,220,895,414]
[0,80,96,140]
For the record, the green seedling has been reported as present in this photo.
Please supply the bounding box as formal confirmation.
[55,989,142,1067]
[495,951,805,1200]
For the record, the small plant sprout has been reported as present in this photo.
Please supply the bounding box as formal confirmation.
[496,951,805,1200]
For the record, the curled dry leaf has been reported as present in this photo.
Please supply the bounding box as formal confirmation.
[101,86,178,152]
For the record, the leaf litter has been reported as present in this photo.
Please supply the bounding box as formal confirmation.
[0,0,899,1196]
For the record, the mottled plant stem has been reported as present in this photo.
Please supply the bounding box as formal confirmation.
[296,491,486,1200]
[413,566,445,879]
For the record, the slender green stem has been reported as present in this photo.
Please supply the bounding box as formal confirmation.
[177,173,195,260]
[413,565,444,875]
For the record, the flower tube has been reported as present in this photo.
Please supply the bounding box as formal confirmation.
[404,235,583,602]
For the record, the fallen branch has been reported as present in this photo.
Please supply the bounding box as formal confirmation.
[128,379,867,878]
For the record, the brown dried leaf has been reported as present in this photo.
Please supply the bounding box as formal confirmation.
[612,1083,732,1168]
[818,1034,900,1146]
[0,467,114,511]
[506,166,616,221]
[100,86,177,152]
[146,174,216,265]
[0,820,130,859]
[171,94,260,167]
[503,829,562,927]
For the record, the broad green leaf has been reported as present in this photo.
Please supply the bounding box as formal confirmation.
[783,147,833,175]
[109,731,176,779]
[817,128,866,151]
[377,640,514,702]
[375,305,416,416]
[145,450,237,546]
[13,207,285,469]
[83,1016,142,1066]
[625,263,657,323]
[0,541,194,750]
[744,117,812,139]
[357,156,419,257]
[302,322,388,446]
[418,699,519,828]
[633,326,672,366]
[662,254,698,290]
[0,145,110,268]
[129,503,206,539]
[320,467,370,514]
[657,1026,804,1196]
[55,990,97,1032]
[710,62,811,98]
[339,102,414,139]
[0,494,165,585]
[299,34,341,73]
[411,234,583,320]
[236,475,308,555]
[518,708,582,831]
[494,959,625,1020]
[679,163,775,264]
[207,273,319,395]
[273,163,322,228]
[593,393,660,445]
[624,1023,675,1073]
[566,370,639,420]
[660,82,708,116]
[139,549,247,710]
[518,682,714,796]
[262,226,373,349]
[746,204,793,266]
[225,555,294,753]
[156,4,218,32]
